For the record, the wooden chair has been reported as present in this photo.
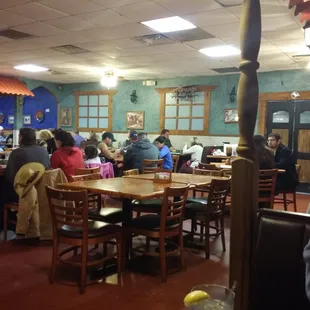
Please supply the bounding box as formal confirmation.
[198,163,219,170]
[276,164,301,212]
[172,155,180,173]
[3,202,18,241]
[124,184,190,282]
[75,167,100,176]
[142,159,164,174]
[45,186,122,294]
[184,179,230,259]
[193,168,224,177]
[71,173,101,182]
[258,169,278,209]
[123,169,139,176]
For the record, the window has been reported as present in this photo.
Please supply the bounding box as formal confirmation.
[74,90,116,131]
[157,86,216,135]
[272,111,289,124]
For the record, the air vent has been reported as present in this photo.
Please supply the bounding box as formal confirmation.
[292,54,310,62]
[51,45,89,54]
[166,28,214,42]
[132,34,174,46]
[212,67,240,73]
[0,29,33,40]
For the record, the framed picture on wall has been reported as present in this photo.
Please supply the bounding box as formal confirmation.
[8,115,14,124]
[60,108,72,127]
[126,111,144,130]
[23,115,31,125]
[224,109,238,123]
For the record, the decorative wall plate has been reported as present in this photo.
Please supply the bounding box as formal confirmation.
[35,110,45,123]
[8,115,14,124]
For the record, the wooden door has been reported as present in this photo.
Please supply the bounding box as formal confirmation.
[266,101,294,149]
[294,101,310,183]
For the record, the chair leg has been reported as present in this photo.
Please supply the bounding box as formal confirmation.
[283,193,287,211]
[103,243,108,257]
[79,243,87,294]
[293,192,297,212]
[199,222,204,243]
[49,238,58,284]
[3,207,8,241]
[116,236,123,276]
[179,230,185,270]
[204,217,210,260]
[220,215,226,252]
[190,218,195,242]
[159,236,167,282]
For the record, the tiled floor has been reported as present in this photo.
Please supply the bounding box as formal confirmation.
[0,194,309,310]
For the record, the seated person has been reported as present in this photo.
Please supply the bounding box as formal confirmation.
[182,139,203,169]
[5,133,13,148]
[121,130,137,153]
[84,145,101,167]
[154,136,173,170]
[39,129,57,154]
[254,135,274,169]
[154,129,174,151]
[0,126,6,149]
[98,132,120,161]
[0,127,50,231]
[88,131,98,142]
[267,133,299,191]
[73,130,85,148]
[50,129,84,179]
[124,132,159,173]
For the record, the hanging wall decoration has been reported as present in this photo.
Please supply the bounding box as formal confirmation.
[8,115,14,124]
[60,108,72,127]
[171,85,198,102]
[35,110,45,123]
[0,113,4,124]
[23,115,31,125]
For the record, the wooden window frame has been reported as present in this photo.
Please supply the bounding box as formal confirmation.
[156,85,217,135]
[74,90,116,132]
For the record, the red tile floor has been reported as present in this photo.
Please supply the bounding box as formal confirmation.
[0,194,309,310]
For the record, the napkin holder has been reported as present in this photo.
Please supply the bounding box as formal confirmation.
[153,169,172,184]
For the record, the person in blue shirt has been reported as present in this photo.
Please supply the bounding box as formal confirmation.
[73,130,85,148]
[154,136,173,170]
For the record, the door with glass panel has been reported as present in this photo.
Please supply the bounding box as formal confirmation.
[266,100,310,191]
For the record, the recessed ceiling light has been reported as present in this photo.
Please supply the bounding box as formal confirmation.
[141,16,196,33]
[14,64,49,72]
[199,45,241,57]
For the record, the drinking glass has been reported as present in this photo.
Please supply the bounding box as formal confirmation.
[226,146,232,157]
[190,284,235,310]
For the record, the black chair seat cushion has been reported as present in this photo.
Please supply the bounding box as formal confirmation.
[59,221,121,239]
[186,197,208,205]
[185,200,221,218]
[132,198,163,213]
[88,207,123,224]
[126,214,178,231]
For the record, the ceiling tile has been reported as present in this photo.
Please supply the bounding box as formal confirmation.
[203,22,240,40]
[185,38,226,49]
[75,9,131,27]
[262,28,304,41]
[271,39,308,54]
[184,9,238,28]
[0,0,31,9]
[90,0,149,8]
[12,22,65,36]
[262,15,300,32]
[6,2,68,21]
[0,10,35,27]
[155,0,222,15]
[37,0,105,15]
[44,16,95,32]
[112,2,173,22]
[150,43,194,53]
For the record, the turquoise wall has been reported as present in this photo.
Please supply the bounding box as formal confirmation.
[16,69,310,135]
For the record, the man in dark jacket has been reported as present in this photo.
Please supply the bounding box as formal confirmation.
[124,132,159,173]
[267,133,299,191]
[154,129,174,151]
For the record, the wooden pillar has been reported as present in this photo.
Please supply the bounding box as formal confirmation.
[13,95,24,146]
[229,0,261,308]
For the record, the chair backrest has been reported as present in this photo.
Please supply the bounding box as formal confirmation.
[198,163,219,170]
[193,168,224,177]
[123,169,139,176]
[160,184,190,232]
[258,169,278,207]
[172,155,180,173]
[250,209,310,310]
[45,186,89,238]
[142,159,164,174]
[75,166,100,175]
[71,173,101,182]
[201,146,215,163]
[207,179,230,211]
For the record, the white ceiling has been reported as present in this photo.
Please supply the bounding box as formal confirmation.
[0,0,307,83]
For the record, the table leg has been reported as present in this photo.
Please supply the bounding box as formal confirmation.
[122,198,133,224]
[122,198,133,265]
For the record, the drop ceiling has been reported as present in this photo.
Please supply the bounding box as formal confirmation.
[0,0,306,83]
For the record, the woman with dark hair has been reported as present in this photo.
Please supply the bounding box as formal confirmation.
[253,135,274,169]
[84,145,101,166]
[50,129,83,179]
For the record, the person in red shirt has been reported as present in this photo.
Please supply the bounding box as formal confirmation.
[51,129,84,179]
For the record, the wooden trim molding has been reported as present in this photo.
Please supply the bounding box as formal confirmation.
[258,91,310,136]
[74,90,117,96]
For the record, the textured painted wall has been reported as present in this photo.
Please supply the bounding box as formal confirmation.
[15,69,310,134]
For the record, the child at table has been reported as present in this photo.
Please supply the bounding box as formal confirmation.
[84,145,102,167]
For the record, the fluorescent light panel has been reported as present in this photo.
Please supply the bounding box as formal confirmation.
[141,16,196,33]
[14,64,49,72]
[199,45,240,57]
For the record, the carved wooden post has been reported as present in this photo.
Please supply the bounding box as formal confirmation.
[229,0,261,309]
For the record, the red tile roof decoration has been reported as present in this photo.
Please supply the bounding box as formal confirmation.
[0,77,34,97]
[289,0,310,22]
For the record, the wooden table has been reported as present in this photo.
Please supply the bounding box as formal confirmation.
[206,155,231,163]
[123,172,227,186]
